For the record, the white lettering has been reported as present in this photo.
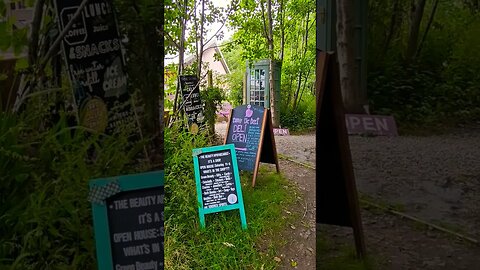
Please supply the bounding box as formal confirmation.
[375,118,389,131]
[350,117,361,128]
[363,117,375,131]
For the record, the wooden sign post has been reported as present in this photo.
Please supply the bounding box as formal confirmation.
[192,144,247,229]
[315,51,366,258]
[89,170,164,270]
[224,104,279,187]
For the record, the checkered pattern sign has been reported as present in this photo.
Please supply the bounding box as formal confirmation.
[88,180,122,205]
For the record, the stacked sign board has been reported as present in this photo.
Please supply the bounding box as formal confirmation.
[224,104,279,187]
[192,144,247,229]
[89,171,164,270]
[54,0,139,136]
[179,75,205,133]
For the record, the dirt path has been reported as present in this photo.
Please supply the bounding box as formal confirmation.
[272,125,480,269]
[215,122,480,268]
[216,123,316,269]
[259,124,480,241]
[274,159,316,270]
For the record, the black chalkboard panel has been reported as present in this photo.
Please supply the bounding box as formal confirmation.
[197,149,239,209]
[54,0,137,135]
[225,104,265,171]
[106,187,164,269]
[179,75,205,127]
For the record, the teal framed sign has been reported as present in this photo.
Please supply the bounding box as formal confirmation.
[192,144,247,229]
[89,170,164,270]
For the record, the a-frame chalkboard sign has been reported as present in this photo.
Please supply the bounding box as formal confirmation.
[224,104,279,187]
[192,144,247,229]
[316,51,366,258]
[89,171,164,270]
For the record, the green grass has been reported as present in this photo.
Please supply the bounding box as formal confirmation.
[316,233,380,270]
[165,168,298,269]
[359,193,406,213]
[165,125,299,269]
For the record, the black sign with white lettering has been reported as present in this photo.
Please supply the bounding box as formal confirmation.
[106,187,164,269]
[54,0,136,135]
[179,75,205,128]
[197,150,238,209]
[225,104,265,171]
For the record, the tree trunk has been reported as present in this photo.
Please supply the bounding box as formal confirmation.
[197,0,206,78]
[172,0,188,116]
[382,0,401,58]
[416,0,439,57]
[140,23,164,169]
[279,0,285,61]
[405,0,427,65]
[28,0,46,66]
[266,0,278,127]
[297,64,312,108]
[336,0,362,113]
[293,12,311,110]
[293,71,303,110]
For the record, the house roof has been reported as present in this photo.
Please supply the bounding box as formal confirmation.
[184,42,230,74]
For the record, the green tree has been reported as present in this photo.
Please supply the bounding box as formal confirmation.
[228,0,315,128]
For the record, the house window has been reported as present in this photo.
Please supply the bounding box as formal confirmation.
[249,69,266,107]
[10,2,16,10]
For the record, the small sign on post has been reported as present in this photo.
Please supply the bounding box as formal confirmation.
[192,144,247,230]
[89,171,164,270]
[345,114,398,136]
[224,104,280,187]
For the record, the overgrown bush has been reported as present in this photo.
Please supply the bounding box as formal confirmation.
[203,86,225,136]
[0,110,147,269]
[368,1,480,127]
[280,96,315,131]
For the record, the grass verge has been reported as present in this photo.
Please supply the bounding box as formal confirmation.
[165,126,298,269]
[316,232,380,270]
[165,170,298,269]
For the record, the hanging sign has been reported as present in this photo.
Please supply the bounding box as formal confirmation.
[54,0,139,135]
[192,144,247,229]
[89,170,164,270]
[224,104,279,187]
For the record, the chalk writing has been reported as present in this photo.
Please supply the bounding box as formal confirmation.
[226,104,264,171]
[107,187,164,269]
[56,0,136,136]
[198,150,238,209]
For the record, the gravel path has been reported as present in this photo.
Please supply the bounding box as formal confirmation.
[216,122,480,239]
[216,122,480,268]
[349,130,480,239]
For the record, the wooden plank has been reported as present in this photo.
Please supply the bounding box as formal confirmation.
[252,109,268,187]
[316,50,366,258]
[223,108,233,145]
[329,54,366,258]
